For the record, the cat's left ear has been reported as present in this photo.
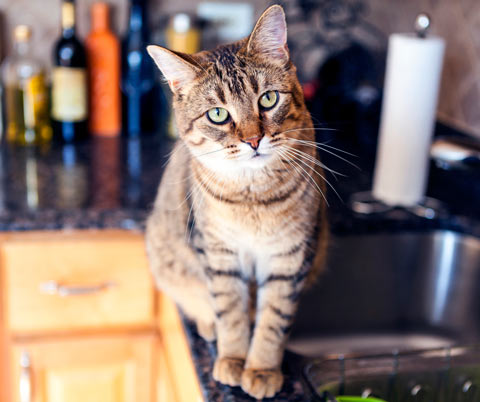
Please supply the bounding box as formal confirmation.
[147,45,200,92]
[246,5,289,64]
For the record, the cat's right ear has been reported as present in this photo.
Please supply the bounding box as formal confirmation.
[246,5,289,64]
[147,45,199,92]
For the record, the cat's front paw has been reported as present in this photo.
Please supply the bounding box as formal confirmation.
[213,357,245,386]
[241,368,283,399]
[196,320,216,342]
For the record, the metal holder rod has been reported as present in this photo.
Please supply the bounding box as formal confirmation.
[349,191,447,219]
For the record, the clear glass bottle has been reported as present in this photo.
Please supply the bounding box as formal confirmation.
[1,25,52,145]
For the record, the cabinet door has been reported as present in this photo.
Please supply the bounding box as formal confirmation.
[10,334,155,402]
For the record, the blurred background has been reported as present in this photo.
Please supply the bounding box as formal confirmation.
[0,0,479,140]
[0,0,478,215]
[0,0,480,143]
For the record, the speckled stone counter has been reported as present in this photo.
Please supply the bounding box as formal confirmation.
[0,137,169,231]
[0,129,479,401]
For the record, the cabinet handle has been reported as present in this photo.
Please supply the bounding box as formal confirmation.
[39,280,116,296]
[19,351,31,402]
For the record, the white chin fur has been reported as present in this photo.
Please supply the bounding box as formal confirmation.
[196,137,276,176]
[199,151,274,177]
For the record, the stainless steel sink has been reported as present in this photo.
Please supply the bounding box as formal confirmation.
[287,230,480,357]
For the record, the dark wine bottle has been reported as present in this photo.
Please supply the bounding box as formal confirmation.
[51,0,88,143]
[121,0,156,137]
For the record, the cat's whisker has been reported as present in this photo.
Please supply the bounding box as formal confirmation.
[186,177,210,242]
[273,127,339,139]
[168,171,206,212]
[298,110,319,126]
[217,172,227,206]
[162,141,188,168]
[297,109,332,129]
[166,171,196,186]
[286,137,357,157]
[186,189,200,243]
[282,138,360,170]
[280,146,342,202]
[274,153,295,175]
[277,144,346,179]
[277,148,329,206]
[168,182,195,211]
[186,168,226,243]
[193,147,227,158]
[184,178,204,240]
[183,168,216,240]
[191,171,226,242]
[279,150,329,207]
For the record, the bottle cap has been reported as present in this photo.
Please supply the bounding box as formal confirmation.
[171,13,192,33]
[91,2,110,31]
[13,25,31,42]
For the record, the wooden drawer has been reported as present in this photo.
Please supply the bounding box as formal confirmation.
[2,231,154,335]
[10,333,155,402]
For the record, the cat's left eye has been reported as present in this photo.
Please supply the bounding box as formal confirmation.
[206,107,230,124]
[259,90,279,110]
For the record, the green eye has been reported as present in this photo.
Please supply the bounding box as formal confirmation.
[207,107,230,124]
[259,90,279,110]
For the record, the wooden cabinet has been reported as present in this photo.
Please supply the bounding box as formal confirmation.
[0,230,203,402]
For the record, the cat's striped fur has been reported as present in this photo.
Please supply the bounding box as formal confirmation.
[146,5,328,399]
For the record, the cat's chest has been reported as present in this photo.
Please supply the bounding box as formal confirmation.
[208,202,280,238]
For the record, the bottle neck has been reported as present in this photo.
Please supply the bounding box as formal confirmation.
[14,41,30,57]
[61,1,76,38]
[92,18,109,32]
[63,26,75,38]
[128,1,148,34]
[91,4,110,32]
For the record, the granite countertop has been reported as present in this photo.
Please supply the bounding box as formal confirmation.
[0,126,479,401]
[0,136,169,231]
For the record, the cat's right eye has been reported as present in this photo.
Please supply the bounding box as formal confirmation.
[206,107,230,124]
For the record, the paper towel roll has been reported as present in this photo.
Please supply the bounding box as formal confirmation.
[372,33,445,207]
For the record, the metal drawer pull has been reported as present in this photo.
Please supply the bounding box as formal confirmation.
[19,351,31,402]
[39,280,116,296]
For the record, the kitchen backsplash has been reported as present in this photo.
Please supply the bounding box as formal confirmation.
[363,0,480,139]
[0,0,479,138]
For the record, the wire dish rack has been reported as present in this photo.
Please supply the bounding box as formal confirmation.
[304,345,480,401]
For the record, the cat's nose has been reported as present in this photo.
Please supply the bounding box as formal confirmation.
[242,136,262,150]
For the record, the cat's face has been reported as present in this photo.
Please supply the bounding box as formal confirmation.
[148,6,310,174]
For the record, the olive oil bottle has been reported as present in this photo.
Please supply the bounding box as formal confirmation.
[1,25,51,146]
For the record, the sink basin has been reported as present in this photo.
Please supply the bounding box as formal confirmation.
[287,230,480,357]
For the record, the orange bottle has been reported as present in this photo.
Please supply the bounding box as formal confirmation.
[86,2,121,136]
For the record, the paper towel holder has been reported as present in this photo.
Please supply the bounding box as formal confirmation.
[348,12,446,220]
[414,13,431,38]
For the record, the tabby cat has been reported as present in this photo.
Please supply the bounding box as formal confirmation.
[146,5,328,399]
